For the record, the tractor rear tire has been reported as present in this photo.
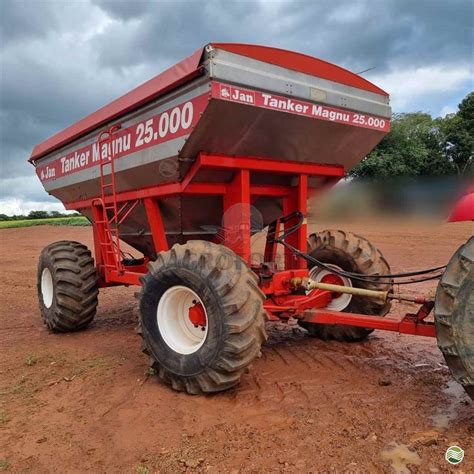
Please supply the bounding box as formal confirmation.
[138,241,267,394]
[37,241,99,332]
[299,230,392,341]
[435,236,474,400]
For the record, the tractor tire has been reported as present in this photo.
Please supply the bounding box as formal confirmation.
[299,230,392,341]
[138,240,267,394]
[435,237,474,400]
[37,241,99,332]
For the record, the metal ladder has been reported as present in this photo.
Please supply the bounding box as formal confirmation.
[94,125,123,274]
[93,126,139,277]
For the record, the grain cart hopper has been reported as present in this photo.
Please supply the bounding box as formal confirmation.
[30,44,473,397]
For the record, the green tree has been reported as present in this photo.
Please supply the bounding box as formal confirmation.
[350,112,452,179]
[441,92,473,175]
[28,210,49,219]
[350,92,473,180]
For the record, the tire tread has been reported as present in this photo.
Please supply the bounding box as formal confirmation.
[435,237,474,399]
[138,240,267,394]
[302,229,391,341]
[37,241,99,332]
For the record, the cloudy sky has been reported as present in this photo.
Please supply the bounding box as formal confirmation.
[0,0,472,215]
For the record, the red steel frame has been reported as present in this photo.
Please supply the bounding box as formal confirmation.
[66,147,436,339]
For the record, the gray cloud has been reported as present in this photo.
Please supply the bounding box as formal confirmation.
[90,0,472,73]
[0,0,60,45]
[91,0,151,20]
[0,0,472,214]
[91,0,260,69]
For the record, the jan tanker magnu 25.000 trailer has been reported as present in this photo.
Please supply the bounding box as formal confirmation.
[30,44,473,396]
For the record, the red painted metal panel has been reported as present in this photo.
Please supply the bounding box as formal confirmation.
[35,92,210,183]
[64,154,343,210]
[106,270,143,286]
[449,188,474,222]
[64,182,228,210]
[212,43,389,96]
[30,43,388,163]
[144,198,169,253]
[198,153,345,177]
[283,175,308,270]
[91,204,105,274]
[302,310,436,337]
[29,47,204,162]
[82,148,436,341]
[223,169,251,262]
[212,82,390,131]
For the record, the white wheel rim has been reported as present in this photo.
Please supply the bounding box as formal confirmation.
[41,267,54,308]
[157,285,208,355]
[309,264,353,311]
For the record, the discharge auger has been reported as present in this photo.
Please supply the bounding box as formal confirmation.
[30,43,473,397]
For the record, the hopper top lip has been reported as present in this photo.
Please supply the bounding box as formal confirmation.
[210,43,388,98]
[29,42,389,163]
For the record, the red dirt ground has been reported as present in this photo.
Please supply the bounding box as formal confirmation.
[1,221,473,473]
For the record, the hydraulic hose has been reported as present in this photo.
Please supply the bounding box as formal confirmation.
[268,212,446,285]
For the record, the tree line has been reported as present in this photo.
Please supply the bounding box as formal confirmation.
[0,211,81,221]
[349,92,473,179]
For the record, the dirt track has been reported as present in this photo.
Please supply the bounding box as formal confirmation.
[1,221,473,473]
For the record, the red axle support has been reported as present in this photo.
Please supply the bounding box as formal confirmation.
[83,152,340,284]
[260,269,308,296]
[65,153,344,210]
[82,150,437,339]
[300,309,436,337]
[283,175,308,270]
[223,169,251,263]
[143,197,169,254]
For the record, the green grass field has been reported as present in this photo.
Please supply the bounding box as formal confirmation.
[0,216,90,229]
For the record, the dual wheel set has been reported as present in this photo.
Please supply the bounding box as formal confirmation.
[37,232,473,398]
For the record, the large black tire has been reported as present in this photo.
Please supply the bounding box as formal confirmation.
[138,241,267,394]
[37,241,99,332]
[435,237,474,400]
[300,230,392,341]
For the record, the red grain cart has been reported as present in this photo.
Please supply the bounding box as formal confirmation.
[30,44,473,396]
